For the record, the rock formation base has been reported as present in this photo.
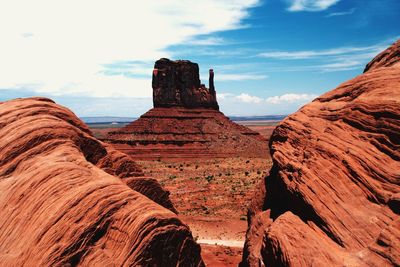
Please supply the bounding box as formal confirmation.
[106,107,267,160]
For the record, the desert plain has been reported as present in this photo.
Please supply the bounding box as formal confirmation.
[89,120,276,266]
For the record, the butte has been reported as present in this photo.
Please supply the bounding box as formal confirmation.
[105,58,268,160]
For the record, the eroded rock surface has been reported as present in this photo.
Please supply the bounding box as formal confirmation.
[106,59,267,160]
[106,107,267,160]
[0,97,203,266]
[241,41,400,266]
[153,58,218,110]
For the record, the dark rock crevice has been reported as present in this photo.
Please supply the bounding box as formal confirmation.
[241,39,400,266]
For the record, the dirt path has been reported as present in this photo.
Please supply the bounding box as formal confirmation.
[198,239,244,247]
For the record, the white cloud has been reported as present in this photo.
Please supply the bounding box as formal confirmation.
[326,8,355,17]
[217,73,268,81]
[220,92,317,105]
[266,93,317,104]
[0,0,258,98]
[215,92,318,115]
[185,36,226,46]
[257,42,392,72]
[217,92,234,100]
[259,46,376,60]
[286,0,340,12]
[236,93,263,103]
[318,60,361,72]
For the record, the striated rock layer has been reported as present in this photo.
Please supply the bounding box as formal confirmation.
[153,58,219,110]
[106,58,267,160]
[106,107,267,160]
[241,40,400,266]
[0,97,204,266]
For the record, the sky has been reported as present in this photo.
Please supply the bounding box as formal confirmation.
[0,0,399,117]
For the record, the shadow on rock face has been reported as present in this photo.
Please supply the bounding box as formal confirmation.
[241,40,400,266]
[0,97,204,266]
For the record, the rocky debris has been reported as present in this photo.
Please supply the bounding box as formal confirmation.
[106,59,267,160]
[153,58,219,110]
[241,40,400,266]
[0,97,204,266]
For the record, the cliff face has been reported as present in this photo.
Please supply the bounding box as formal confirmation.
[241,40,400,266]
[152,58,219,110]
[0,97,204,266]
[106,58,267,160]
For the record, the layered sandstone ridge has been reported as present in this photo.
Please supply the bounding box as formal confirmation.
[242,40,400,266]
[106,59,267,160]
[106,107,266,160]
[0,97,204,266]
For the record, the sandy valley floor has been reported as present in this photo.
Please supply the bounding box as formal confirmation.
[138,157,272,266]
[90,121,276,266]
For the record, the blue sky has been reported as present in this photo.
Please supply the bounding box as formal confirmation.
[0,0,399,116]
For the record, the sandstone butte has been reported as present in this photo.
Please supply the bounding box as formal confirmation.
[0,97,204,266]
[241,40,400,266]
[105,58,268,160]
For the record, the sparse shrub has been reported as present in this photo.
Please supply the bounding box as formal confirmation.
[201,206,210,214]
[257,170,261,175]
[169,175,177,180]
[246,160,250,164]
[245,171,249,176]
[195,165,199,169]
[205,175,214,182]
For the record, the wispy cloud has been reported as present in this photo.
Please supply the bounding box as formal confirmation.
[266,93,317,104]
[221,92,317,105]
[185,36,226,46]
[326,8,356,17]
[258,46,376,60]
[217,73,268,81]
[286,0,341,12]
[257,40,393,72]
[236,93,263,103]
[318,60,361,72]
[217,93,234,100]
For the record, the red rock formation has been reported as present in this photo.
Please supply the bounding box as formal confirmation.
[364,40,400,72]
[106,59,267,160]
[241,40,400,266]
[153,58,219,110]
[106,107,267,160]
[0,97,203,266]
